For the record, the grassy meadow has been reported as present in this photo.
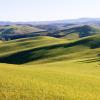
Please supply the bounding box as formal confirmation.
[0,61,100,100]
[0,35,100,100]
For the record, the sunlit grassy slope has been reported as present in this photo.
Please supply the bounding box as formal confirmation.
[0,61,100,100]
[0,35,100,100]
[0,36,66,57]
[0,35,99,64]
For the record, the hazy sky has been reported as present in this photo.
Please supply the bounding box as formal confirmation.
[0,0,99,21]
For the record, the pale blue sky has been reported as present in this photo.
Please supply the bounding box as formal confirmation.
[0,0,99,21]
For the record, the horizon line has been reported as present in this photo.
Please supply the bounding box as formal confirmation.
[0,17,100,22]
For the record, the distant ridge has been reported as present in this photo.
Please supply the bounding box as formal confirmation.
[0,18,100,25]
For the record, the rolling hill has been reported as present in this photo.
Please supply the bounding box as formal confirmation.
[0,25,45,34]
[0,24,100,41]
[0,35,99,64]
[47,25,100,39]
[0,25,47,40]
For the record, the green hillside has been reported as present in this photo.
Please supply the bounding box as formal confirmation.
[52,25,100,39]
[0,35,99,64]
[0,36,67,64]
[0,25,100,41]
[0,25,45,35]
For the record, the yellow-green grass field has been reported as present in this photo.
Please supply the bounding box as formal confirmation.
[0,35,100,100]
[0,61,100,100]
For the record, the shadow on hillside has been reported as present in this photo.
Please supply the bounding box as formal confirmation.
[0,37,100,64]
